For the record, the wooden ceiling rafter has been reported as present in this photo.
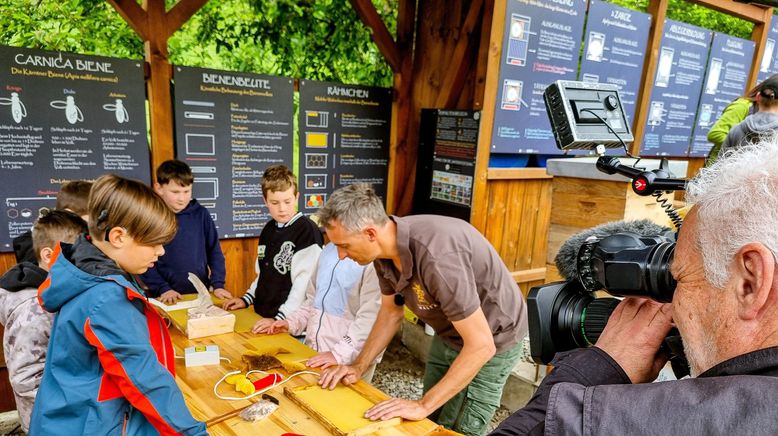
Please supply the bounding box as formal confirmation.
[434,0,484,108]
[348,0,403,73]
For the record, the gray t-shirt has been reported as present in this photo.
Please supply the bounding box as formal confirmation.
[374,215,527,353]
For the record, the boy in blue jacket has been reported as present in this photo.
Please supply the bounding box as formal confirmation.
[142,159,231,304]
[30,174,206,435]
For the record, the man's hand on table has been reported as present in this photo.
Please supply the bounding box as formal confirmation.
[364,398,430,422]
[307,352,337,369]
[319,364,363,389]
[251,318,275,334]
[222,297,247,310]
[159,290,182,305]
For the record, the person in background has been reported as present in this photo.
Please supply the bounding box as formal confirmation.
[0,210,87,433]
[707,74,778,163]
[30,174,206,435]
[259,242,384,381]
[141,159,231,303]
[12,180,92,264]
[222,165,323,333]
[719,75,778,155]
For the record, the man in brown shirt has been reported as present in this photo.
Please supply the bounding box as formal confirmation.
[317,184,527,435]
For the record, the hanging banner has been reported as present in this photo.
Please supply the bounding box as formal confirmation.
[689,33,755,157]
[757,14,778,83]
[297,79,391,213]
[579,0,651,129]
[490,0,587,155]
[640,20,712,156]
[0,45,149,251]
[173,65,294,239]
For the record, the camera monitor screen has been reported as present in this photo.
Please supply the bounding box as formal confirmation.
[544,80,634,150]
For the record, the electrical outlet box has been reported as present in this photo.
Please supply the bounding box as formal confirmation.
[184,345,220,367]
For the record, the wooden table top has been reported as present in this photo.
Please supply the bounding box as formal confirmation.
[168,324,441,435]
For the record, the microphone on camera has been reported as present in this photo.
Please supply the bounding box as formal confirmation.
[554,219,673,281]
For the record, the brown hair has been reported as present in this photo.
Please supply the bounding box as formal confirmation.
[155,159,194,187]
[261,165,297,197]
[89,174,177,246]
[55,180,93,216]
[32,210,88,262]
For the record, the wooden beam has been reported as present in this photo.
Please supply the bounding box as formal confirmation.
[487,168,552,180]
[107,0,149,41]
[166,0,210,38]
[511,267,547,283]
[474,0,495,110]
[349,0,402,72]
[629,0,669,156]
[748,7,775,89]
[435,0,484,108]
[687,0,770,23]
[471,0,507,233]
[386,0,417,213]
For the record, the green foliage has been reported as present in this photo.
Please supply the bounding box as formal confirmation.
[0,0,396,87]
[609,0,754,40]
[0,0,142,58]
[169,0,396,86]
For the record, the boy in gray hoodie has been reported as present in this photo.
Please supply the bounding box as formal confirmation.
[0,210,86,432]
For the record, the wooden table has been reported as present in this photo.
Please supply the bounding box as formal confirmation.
[168,325,441,435]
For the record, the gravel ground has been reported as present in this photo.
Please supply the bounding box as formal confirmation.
[372,336,512,434]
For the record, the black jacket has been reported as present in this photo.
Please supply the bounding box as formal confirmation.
[491,346,778,435]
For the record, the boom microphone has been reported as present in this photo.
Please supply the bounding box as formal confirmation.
[555,219,673,282]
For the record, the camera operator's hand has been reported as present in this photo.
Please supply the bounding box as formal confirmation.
[595,297,673,384]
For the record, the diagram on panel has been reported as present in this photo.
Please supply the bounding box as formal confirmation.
[0,92,27,123]
[185,134,216,156]
[581,73,600,83]
[305,131,329,148]
[655,47,675,88]
[304,193,327,209]
[698,104,713,127]
[506,14,532,66]
[50,96,83,124]
[190,166,216,174]
[305,153,328,169]
[761,38,775,73]
[305,174,328,189]
[586,32,606,62]
[102,99,129,123]
[501,79,527,111]
[647,101,665,127]
[193,178,219,200]
[305,111,329,128]
[704,58,722,95]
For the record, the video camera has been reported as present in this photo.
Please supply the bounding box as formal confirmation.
[527,81,688,376]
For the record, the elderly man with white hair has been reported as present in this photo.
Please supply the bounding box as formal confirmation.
[492,139,778,435]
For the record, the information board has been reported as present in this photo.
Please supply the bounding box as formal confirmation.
[297,80,391,212]
[173,66,294,239]
[689,33,754,157]
[0,46,150,251]
[640,20,712,156]
[579,0,651,128]
[490,0,587,154]
[757,14,778,83]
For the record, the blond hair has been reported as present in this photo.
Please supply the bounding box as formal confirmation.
[89,174,176,246]
[261,165,297,197]
[32,210,88,262]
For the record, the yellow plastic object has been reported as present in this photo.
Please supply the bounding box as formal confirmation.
[235,377,256,395]
[404,306,419,324]
[225,374,244,385]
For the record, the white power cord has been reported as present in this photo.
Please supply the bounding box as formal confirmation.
[213,369,320,401]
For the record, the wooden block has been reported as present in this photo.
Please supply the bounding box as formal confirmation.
[186,310,235,339]
[284,384,402,436]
